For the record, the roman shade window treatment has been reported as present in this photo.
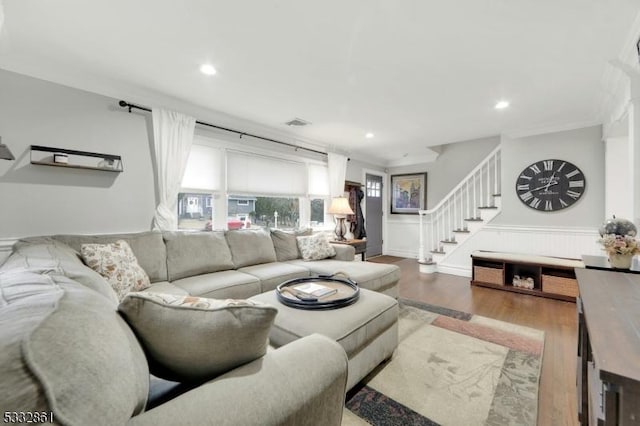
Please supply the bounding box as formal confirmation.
[181,142,223,191]
[226,151,307,196]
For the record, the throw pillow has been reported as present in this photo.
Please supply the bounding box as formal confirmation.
[80,240,151,301]
[296,233,337,261]
[270,228,312,261]
[118,292,278,382]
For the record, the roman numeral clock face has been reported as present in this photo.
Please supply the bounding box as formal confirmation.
[515,159,586,212]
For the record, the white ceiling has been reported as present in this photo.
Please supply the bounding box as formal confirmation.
[1,0,639,165]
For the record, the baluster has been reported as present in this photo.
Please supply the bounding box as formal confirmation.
[494,152,499,195]
[441,208,445,250]
[486,162,491,206]
[418,212,424,262]
[431,213,435,256]
[466,180,470,220]
[473,172,477,218]
[479,164,484,207]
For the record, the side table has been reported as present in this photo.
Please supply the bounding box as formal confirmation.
[332,239,367,261]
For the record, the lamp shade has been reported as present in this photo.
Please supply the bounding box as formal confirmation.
[327,197,354,216]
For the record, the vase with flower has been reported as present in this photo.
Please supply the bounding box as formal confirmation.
[598,217,640,269]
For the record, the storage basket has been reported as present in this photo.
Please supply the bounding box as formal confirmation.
[474,266,504,285]
[542,274,579,298]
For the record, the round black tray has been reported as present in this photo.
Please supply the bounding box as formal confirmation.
[276,274,359,310]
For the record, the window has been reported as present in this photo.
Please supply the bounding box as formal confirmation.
[178,192,213,231]
[310,198,326,227]
[367,179,381,198]
[237,200,249,206]
[232,196,299,230]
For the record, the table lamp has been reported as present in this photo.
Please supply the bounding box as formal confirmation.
[328,197,354,241]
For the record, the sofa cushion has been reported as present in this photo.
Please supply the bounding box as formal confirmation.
[270,228,312,262]
[163,231,234,281]
[238,262,310,293]
[296,233,336,261]
[53,231,168,283]
[118,293,277,383]
[80,240,151,301]
[172,270,261,299]
[225,229,277,268]
[0,271,149,425]
[286,259,401,297]
[3,239,118,303]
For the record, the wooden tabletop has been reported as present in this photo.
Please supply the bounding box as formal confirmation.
[575,268,640,384]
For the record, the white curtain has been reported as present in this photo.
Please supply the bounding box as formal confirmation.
[151,108,196,230]
[327,152,348,198]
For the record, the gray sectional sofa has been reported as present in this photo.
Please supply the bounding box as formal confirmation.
[0,228,401,425]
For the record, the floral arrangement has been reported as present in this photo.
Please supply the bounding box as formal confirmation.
[598,234,640,256]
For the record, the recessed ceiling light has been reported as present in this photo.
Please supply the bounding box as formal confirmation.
[200,64,217,76]
[495,100,510,110]
[365,132,375,139]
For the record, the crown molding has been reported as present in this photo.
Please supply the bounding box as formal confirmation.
[502,120,602,140]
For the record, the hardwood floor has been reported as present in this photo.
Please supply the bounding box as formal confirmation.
[372,257,579,426]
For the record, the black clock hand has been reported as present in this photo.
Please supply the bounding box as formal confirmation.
[530,181,559,192]
[543,172,557,192]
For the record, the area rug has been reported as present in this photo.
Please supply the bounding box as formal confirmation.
[343,300,544,426]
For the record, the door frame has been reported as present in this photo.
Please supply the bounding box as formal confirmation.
[362,168,388,256]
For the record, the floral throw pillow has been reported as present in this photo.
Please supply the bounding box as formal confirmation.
[80,240,151,301]
[118,292,277,382]
[296,233,336,261]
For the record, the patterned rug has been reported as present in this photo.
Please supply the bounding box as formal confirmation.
[343,300,544,426]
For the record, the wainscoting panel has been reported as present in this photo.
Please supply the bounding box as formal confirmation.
[384,220,421,258]
[440,225,602,277]
[383,223,602,277]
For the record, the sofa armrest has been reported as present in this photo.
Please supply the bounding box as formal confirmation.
[331,244,355,261]
[128,334,348,426]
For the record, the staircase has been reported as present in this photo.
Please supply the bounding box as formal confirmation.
[418,146,501,273]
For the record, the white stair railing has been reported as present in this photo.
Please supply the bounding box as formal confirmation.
[418,146,501,264]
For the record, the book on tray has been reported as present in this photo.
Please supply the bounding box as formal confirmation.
[292,283,337,299]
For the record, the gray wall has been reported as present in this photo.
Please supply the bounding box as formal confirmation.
[494,125,604,227]
[346,158,385,184]
[0,69,156,238]
[388,136,500,209]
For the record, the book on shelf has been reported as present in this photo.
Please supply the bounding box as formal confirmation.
[292,283,337,299]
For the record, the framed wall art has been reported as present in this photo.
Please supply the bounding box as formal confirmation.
[390,172,427,214]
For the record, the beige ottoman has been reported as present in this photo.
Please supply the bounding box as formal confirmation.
[250,288,398,390]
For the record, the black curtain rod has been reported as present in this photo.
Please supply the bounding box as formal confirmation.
[118,100,328,157]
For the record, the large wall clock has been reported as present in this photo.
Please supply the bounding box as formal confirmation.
[515,159,586,212]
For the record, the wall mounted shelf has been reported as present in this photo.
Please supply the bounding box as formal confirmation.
[30,145,123,172]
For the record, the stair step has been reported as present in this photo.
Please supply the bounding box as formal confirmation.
[464,217,483,222]
[418,260,436,265]
[453,229,470,233]
[430,249,446,254]
[478,206,498,209]
[441,240,458,244]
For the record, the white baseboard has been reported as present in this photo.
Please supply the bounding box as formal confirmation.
[383,249,417,259]
[435,264,472,278]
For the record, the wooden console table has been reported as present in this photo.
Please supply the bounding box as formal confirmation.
[332,239,366,261]
[576,268,640,425]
